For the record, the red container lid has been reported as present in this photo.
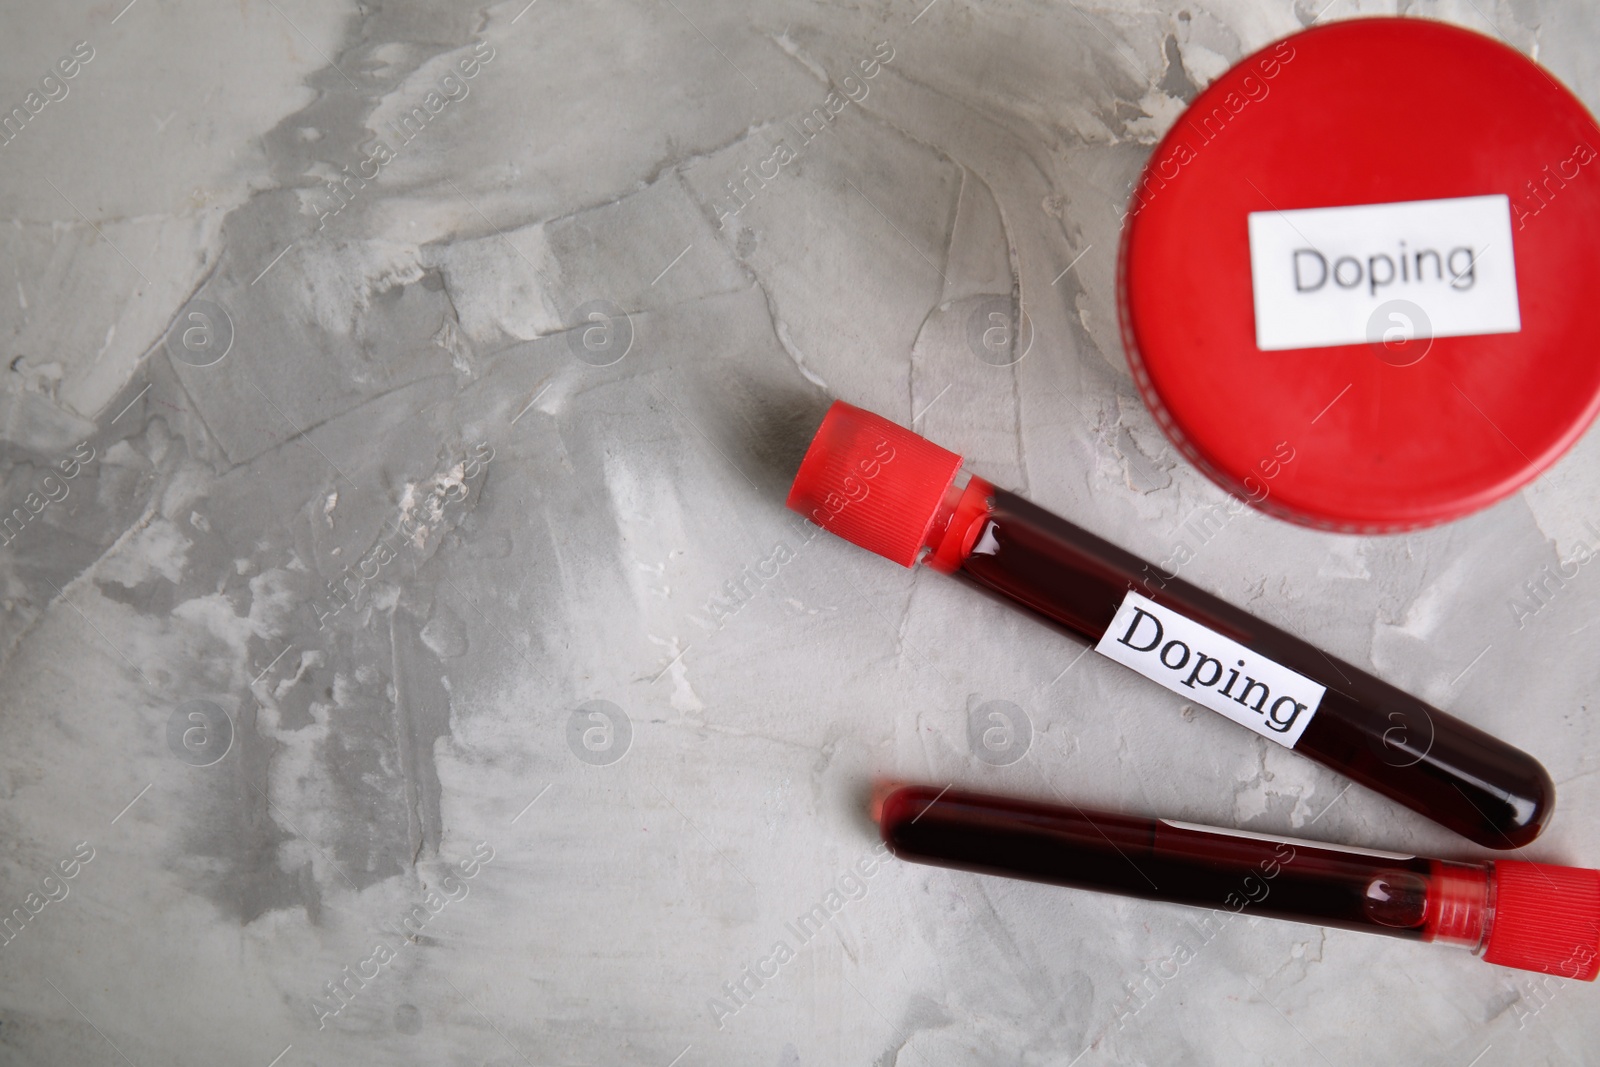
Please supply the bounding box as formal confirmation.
[1118,18,1600,531]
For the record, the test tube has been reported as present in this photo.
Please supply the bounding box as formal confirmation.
[875,784,1599,980]
[788,401,1554,849]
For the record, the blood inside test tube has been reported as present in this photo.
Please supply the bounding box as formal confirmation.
[926,477,1551,849]
[877,784,1465,942]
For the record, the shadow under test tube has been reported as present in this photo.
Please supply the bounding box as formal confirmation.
[876,784,1600,980]
[788,401,1554,849]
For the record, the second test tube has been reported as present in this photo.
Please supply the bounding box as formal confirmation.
[787,401,1554,849]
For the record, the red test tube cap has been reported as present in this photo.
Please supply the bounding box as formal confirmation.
[786,401,964,568]
[1485,861,1600,980]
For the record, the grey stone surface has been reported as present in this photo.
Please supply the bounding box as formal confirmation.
[1,1,1597,1064]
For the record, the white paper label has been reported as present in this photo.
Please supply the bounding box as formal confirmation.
[1159,820,1415,861]
[1095,591,1325,748]
[1247,195,1521,351]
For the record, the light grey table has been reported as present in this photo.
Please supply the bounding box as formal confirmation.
[1,1,1596,1064]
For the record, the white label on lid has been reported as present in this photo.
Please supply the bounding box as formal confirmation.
[1247,195,1521,351]
[1094,591,1325,748]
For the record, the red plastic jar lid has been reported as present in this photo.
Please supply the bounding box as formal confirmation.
[1118,18,1600,531]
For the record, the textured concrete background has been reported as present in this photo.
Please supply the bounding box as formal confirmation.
[1,0,1598,1064]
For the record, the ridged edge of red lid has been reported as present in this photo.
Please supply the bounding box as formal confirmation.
[785,401,963,567]
[1485,861,1600,980]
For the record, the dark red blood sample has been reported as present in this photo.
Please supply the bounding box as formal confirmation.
[949,485,1552,848]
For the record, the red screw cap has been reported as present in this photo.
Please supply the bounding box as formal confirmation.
[786,401,964,568]
[1485,861,1600,980]
[1119,18,1600,530]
